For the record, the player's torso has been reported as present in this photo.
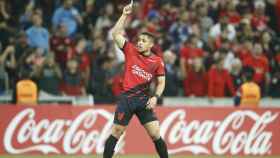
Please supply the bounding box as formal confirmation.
[123,52,160,91]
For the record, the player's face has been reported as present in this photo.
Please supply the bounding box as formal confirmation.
[136,34,154,53]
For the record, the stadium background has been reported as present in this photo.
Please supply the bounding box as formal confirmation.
[0,0,280,158]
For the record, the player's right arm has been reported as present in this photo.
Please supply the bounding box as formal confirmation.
[111,3,132,49]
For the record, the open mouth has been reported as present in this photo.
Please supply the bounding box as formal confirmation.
[136,45,143,50]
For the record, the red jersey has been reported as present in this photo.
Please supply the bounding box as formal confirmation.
[141,0,156,19]
[50,36,73,66]
[243,55,269,83]
[122,42,165,93]
[251,15,268,30]
[184,69,207,96]
[180,46,204,60]
[208,66,235,97]
[180,46,204,66]
[67,48,90,72]
[237,48,253,64]
[276,54,280,63]
[220,11,241,25]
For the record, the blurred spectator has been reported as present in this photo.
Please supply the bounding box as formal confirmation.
[180,34,204,79]
[14,31,29,60]
[141,0,156,19]
[17,48,45,80]
[0,0,279,99]
[144,12,161,36]
[236,37,254,64]
[236,0,251,17]
[230,58,243,90]
[220,0,241,26]
[214,47,236,73]
[34,53,62,95]
[197,2,214,42]
[52,0,83,36]
[91,56,115,103]
[236,19,254,41]
[67,35,90,86]
[60,59,86,96]
[81,0,99,36]
[243,43,269,92]
[95,2,115,31]
[209,16,236,42]
[51,24,73,69]
[26,12,49,51]
[91,29,107,58]
[235,66,261,108]
[0,0,10,23]
[208,57,235,97]
[184,57,207,97]
[169,11,191,48]
[19,1,34,30]
[251,1,268,31]
[163,50,179,96]
[35,0,57,27]
[0,0,13,48]
[276,0,280,32]
[260,31,274,59]
[111,63,124,97]
[158,2,178,31]
[270,52,280,97]
[0,45,16,94]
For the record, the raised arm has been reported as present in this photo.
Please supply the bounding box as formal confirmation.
[111,3,133,49]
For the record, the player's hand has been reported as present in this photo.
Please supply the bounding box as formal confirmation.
[123,3,133,15]
[146,96,157,110]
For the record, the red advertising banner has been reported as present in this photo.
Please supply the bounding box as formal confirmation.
[0,105,279,156]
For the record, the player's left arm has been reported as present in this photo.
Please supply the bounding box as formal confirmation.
[146,76,165,109]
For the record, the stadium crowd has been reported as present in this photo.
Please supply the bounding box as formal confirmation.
[0,0,280,103]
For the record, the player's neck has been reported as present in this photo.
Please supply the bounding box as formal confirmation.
[142,50,152,57]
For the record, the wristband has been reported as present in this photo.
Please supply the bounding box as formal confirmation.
[153,94,160,99]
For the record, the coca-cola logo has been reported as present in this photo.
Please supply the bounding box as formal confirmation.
[4,108,125,154]
[161,110,278,155]
[2,108,279,156]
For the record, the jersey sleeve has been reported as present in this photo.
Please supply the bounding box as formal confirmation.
[155,59,165,76]
[180,47,188,59]
[121,41,137,57]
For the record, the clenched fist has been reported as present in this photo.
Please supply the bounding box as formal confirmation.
[123,3,133,15]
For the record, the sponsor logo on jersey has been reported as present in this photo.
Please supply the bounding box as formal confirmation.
[132,65,152,81]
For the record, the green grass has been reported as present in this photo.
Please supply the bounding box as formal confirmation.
[0,155,279,158]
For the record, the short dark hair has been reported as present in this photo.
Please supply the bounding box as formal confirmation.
[242,66,255,81]
[140,32,157,43]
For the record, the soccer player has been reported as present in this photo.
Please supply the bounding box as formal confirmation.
[234,66,261,107]
[103,2,169,158]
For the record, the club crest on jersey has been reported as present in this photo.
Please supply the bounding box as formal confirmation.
[132,65,153,81]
